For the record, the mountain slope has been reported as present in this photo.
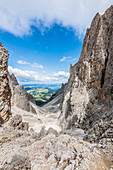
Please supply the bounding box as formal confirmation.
[59,5,113,143]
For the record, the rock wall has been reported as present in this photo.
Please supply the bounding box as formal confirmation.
[0,42,11,123]
[60,6,113,142]
[8,73,36,113]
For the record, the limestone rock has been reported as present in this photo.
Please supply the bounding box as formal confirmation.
[9,73,19,86]
[39,127,47,137]
[8,73,36,113]
[0,42,11,123]
[60,6,113,143]
[0,126,112,170]
[47,127,58,136]
[9,114,29,131]
[13,85,31,111]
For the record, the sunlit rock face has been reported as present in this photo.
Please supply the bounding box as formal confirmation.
[8,73,36,113]
[60,6,113,143]
[0,42,11,123]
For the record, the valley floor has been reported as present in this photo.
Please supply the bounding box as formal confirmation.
[0,105,113,170]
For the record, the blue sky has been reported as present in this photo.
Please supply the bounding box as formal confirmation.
[0,0,112,84]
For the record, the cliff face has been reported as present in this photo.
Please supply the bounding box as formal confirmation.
[8,73,36,113]
[60,6,113,142]
[0,43,11,123]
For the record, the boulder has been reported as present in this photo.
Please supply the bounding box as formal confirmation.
[9,114,29,131]
[47,127,58,136]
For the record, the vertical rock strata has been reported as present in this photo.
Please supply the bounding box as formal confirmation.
[60,6,113,142]
[0,43,11,123]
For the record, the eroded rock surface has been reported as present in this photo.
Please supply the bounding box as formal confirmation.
[0,42,11,123]
[8,73,36,113]
[0,125,112,170]
[8,114,29,131]
[60,6,113,143]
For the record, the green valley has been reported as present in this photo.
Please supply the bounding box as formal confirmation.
[24,85,59,106]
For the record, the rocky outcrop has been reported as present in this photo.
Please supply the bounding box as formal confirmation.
[12,85,32,112]
[0,125,112,169]
[8,114,29,131]
[8,73,36,113]
[60,6,113,142]
[0,42,11,123]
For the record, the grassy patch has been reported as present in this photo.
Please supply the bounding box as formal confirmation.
[26,87,57,106]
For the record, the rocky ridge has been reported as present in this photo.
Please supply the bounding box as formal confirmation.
[0,43,11,123]
[60,5,113,143]
[8,73,36,113]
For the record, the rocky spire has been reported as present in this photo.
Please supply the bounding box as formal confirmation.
[0,42,11,123]
[69,64,73,75]
[60,6,113,142]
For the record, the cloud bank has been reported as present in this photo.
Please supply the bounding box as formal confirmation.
[0,0,112,36]
[8,66,69,84]
[18,60,44,69]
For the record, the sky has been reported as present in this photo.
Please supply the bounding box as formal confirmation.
[0,0,113,85]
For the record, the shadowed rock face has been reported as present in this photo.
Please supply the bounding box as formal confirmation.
[60,6,113,142]
[0,42,11,123]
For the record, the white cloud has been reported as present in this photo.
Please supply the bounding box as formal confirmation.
[60,56,77,62]
[53,71,69,78]
[31,63,44,69]
[18,60,30,65]
[68,58,77,62]
[60,56,66,62]
[8,66,69,84]
[18,60,44,69]
[67,56,72,59]
[0,0,112,37]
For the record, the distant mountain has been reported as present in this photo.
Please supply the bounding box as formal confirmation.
[24,84,61,106]
[23,84,61,90]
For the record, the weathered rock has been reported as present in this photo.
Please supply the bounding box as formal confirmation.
[13,85,31,111]
[60,6,113,143]
[9,114,29,131]
[39,127,47,137]
[9,73,19,86]
[9,114,22,127]
[0,42,11,123]
[0,126,112,170]
[22,122,29,131]
[8,73,36,113]
[47,127,58,136]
